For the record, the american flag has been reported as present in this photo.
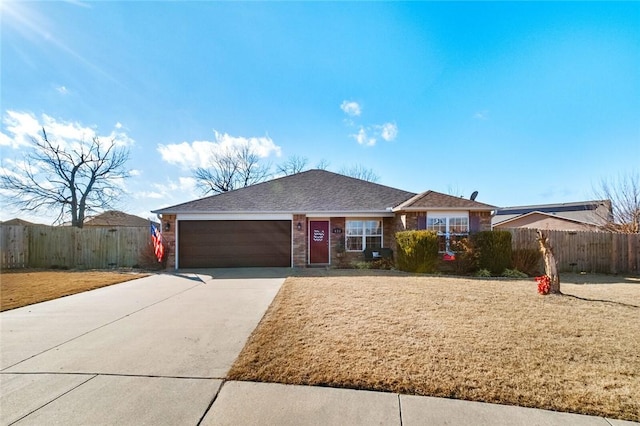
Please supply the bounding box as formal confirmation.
[150,223,164,262]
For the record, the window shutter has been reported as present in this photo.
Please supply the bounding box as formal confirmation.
[417,216,427,230]
[470,215,480,233]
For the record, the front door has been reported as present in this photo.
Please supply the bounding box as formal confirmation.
[309,220,329,264]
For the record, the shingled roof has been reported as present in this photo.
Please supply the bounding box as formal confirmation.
[492,200,610,226]
[153,169,416,214]
[393,190,496,211]
[84,210,153,227]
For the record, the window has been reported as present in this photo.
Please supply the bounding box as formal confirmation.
[346,220,382,251]
[425,215,469,252]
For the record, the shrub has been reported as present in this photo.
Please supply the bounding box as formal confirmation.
[138,240,169,270]
[512,248,543,277]
[472,231,512,275]
[501,268,528,278]
[369,258,395,270]
[448,237,478,275]
[475,268,492,277]
[395,230,439,273]
[351,261,372,270]
[49,264,70,270]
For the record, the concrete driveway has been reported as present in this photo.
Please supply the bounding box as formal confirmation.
[0,270,285,425]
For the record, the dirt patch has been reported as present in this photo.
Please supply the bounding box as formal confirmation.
[229,275,640,421]
[0,269,149,311]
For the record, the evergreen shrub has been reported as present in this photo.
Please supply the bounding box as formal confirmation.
[471,231,512,275]
[395,230,439,273]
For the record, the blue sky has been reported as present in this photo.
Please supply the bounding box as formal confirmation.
[1,1,639,223]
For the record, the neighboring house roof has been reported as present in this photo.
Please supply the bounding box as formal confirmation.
[0,218,38,226]
[153,169,417,214]
[83,210,153,227]
[394,190,496,212]
[492,200,610,227]
[493,211,600,229]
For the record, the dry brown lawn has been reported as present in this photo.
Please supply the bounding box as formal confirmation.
[229,275,640,421]
[0,270,149,311]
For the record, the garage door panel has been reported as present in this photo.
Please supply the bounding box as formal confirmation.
[179,220,291,268]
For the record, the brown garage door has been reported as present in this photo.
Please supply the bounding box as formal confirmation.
[178,220,291,268]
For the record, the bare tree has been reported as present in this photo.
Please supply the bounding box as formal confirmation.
[315,158,330,170]
[536,230,561,294]
[339,164,380,183]
[276,155,308,176]
[0,128,130,227]
[446,183,465,198]
[194,143,271,195]
[592,171,640,233]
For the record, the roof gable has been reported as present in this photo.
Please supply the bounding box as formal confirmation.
[494,211,596,227]
[153,169,417,214]
[0,218,38,226]
[393,190,496,211]
[84,210,151,227]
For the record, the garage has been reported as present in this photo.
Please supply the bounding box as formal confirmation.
[178,220,292,268]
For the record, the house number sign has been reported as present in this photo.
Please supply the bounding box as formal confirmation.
[313,229,325,242]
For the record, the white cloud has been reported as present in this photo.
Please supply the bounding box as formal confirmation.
[178,176,197,193]
[379,122,398,141]
[352,127,376,147]
[157,141,215,169]
[340,100,361,117]
[340,101,397,146]
[0,131,16,147]
[474,110,489,120]
[143,177,199,206]
[157,131,282,170]
[1,111,41,148]
[55,85,68,94]
[1,110,133,150]
[349,123,397,147]
[137,191,164,199]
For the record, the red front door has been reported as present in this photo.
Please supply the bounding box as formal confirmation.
[309,221,329,264]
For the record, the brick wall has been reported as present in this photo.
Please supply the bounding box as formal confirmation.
[329,217,345,266]
[292,214,307,267]
[470,211,492,232]
[382,217,395,257]
[161,214,176,269]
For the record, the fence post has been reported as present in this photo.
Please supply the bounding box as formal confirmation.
[630,234,640,275]
[611,233,618,275]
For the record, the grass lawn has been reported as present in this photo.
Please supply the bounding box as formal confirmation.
[0,270,149,311]
[229,274,640,421]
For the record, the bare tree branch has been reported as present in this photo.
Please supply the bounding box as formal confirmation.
[194,143,271,195]
[446,183,465,198]
[0,128,130,227]
[592,171,640,233]
[277,155,308,176]
[339,164,380,183]
[315,158,330,170]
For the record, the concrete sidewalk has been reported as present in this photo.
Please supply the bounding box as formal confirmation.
[204,381,638,426]
[1,271,637,425]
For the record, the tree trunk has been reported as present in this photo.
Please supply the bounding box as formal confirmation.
[536,230,561,294]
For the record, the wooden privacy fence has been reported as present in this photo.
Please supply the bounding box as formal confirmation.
[1,225,151,269]
[507,228,640,275]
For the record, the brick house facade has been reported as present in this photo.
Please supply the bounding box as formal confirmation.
[153,170,495,270]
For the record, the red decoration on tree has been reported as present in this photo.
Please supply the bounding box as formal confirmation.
[536,275,551,295]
